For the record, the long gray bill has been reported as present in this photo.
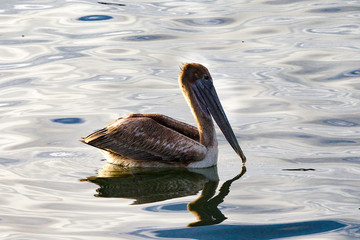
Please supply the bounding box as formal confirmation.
[193,80,246,163]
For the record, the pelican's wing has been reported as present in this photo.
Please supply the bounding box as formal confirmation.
[81,116,207,164]
[128,113,200,142]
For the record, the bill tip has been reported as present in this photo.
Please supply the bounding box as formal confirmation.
[239,153,246,163]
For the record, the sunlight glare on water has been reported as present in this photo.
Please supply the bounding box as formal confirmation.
[0,0,359,239]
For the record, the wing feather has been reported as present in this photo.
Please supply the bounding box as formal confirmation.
[82,116,206,164]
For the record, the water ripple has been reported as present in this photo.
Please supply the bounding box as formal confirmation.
[0,157,21,166]
[122,34,176,41]
[144,203,188,212]
[309,6,360,13]
[51,118,85,124]
[1,0,360,239]
[133,221,347,240]
[0,53,86,70]
[176,18,235,26]
[77,15,113,21]
[306,24,360,35]
[0,78,33,88]
[0,39,50,45]
[322,119,359,127]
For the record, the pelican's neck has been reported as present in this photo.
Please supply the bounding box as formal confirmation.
[186,91,217,148]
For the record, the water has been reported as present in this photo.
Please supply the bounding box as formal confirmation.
[0,0,359,239]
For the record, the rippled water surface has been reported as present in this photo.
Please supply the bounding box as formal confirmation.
[1,0,359,239]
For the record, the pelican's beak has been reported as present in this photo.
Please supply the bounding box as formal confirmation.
[192,79,246,163]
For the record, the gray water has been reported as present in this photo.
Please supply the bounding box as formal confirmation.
[0,0,359,239]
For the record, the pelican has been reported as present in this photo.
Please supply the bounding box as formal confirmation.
[81,63,246,168]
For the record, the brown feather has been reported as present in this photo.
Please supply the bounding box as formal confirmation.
[82,115,206,165]
[128,113,200,142]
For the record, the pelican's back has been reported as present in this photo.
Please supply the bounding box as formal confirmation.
[81,115,207,166]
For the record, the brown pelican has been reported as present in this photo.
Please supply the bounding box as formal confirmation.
[81,63,246,168]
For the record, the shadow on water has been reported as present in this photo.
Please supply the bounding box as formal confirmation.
[81,164,246,227]
[82,164,349,238]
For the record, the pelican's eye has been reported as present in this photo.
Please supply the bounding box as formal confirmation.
[203,74,210,80]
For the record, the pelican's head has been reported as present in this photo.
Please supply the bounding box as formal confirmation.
[179,63,246,163]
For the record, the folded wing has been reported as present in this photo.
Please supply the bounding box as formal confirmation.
[81,116,207,164]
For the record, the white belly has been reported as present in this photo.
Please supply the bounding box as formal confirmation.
[100,146,218,168]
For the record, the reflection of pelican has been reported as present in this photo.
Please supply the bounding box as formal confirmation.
[81,163,218,204]
[81,63,246,168]
[187,166,246,227]
[81,164,246,227]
